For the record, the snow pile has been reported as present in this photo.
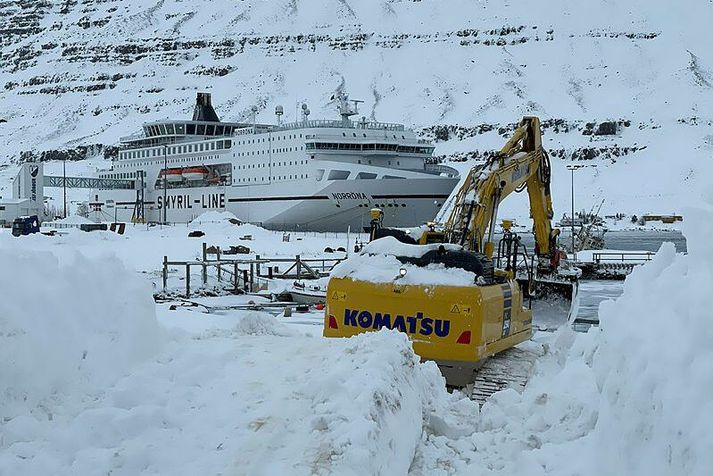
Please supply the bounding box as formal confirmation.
[0,250,159,424]
[331,236,477,286]
[361,236,462,258]
[0,315,473,475]
[576,202,713,475]
[189,210,241,226]
[415,195,713,474]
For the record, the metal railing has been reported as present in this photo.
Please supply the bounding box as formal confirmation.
[591,251,655,264]
[44,175,135,190]
[161,243,346,297]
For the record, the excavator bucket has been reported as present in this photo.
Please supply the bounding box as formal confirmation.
[517,274,579,330]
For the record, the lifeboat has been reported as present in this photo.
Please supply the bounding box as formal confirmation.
[182,166,210,181]
[159,168,184,183]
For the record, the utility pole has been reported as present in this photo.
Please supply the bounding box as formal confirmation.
[566,164,581,260]
[163,144,168,226]
[62,157,67,218]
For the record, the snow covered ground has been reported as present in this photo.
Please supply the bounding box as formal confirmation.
[2,192,711,474]
[2,0,712,472]
[0,240,471,475]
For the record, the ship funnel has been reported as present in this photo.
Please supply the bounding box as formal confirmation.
[192,92,220,122]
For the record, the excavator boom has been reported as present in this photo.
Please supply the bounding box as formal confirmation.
[445,117,555,259]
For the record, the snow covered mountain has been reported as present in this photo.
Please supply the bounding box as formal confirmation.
[0,0,711,219]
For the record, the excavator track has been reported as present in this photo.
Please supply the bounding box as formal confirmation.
[469,347,539,405]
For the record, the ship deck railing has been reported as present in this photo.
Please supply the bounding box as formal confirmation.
[424,163,460,177]
[233,119,406,136]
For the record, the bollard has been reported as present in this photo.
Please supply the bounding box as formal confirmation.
[162,256,168,292]
[185,263,191,297]
[202,242,208,286]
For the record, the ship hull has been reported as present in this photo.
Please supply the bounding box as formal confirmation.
[93,175,458,232]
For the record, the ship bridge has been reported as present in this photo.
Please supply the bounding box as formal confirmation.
[120,93,250,149]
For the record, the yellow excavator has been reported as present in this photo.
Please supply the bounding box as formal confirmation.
[324,117,575,385]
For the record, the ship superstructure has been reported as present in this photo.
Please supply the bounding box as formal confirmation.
[96,93,459,231]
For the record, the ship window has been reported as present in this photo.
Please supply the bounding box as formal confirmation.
[197,124,206,135]
[356,172,377,180]
[342,133,346,136]
[176,124,185,134]
[352,133,356,137]
[206,125,215,135]
[328,170,350,180]
[216,125,224,135]
[315,169,325,181]
[166,124,175,135]
[160,124,167,135]
[225,140,231,148]
[187,124,196,134]
[210,142,215,150]
[383,175,405,179]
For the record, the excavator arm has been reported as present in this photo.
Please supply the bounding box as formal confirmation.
[444,117,556,259]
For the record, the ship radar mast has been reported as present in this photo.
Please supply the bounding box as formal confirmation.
[335,91,363,124]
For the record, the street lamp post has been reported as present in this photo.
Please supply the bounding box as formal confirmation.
[163,145,168,226]
[62,157,67,218]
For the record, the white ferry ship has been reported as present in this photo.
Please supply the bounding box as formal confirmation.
[96,93,459,231]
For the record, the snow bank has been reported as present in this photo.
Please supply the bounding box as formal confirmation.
[415,195,713,474]
[1,311,473,475]
[331,236,477,286]
[0,250,159,425]
[577,201,713,475]
[189,210,241,225]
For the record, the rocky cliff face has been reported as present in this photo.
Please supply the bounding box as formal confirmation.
[0,0,710,213]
